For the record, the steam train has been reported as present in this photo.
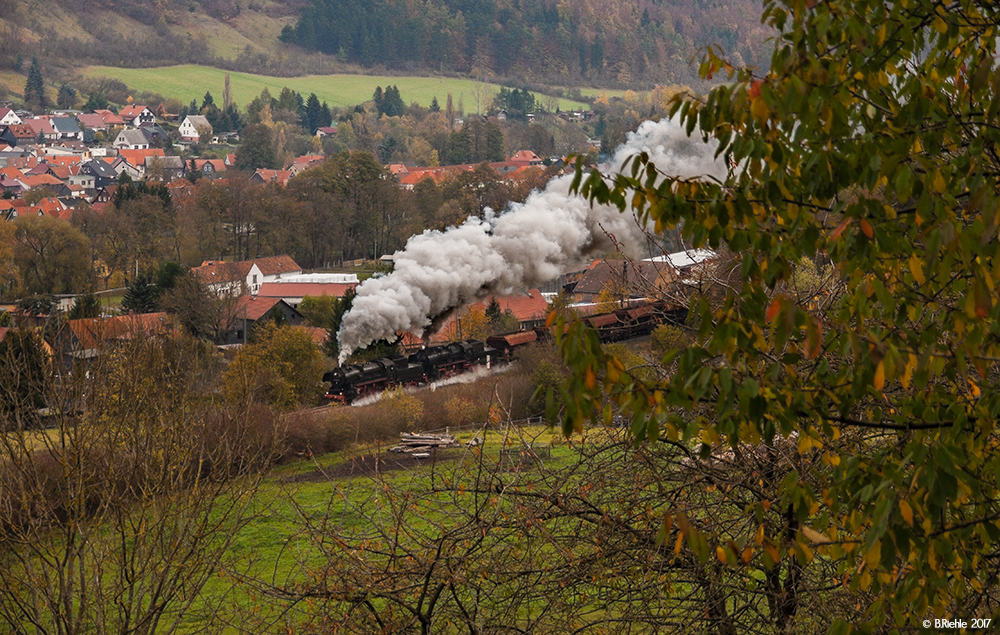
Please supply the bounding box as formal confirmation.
[323,301,686,404]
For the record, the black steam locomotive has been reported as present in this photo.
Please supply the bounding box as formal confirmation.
[323,340,499,403]
[323,301,686,404]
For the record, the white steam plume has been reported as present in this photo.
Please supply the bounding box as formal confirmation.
[338,118,725,362]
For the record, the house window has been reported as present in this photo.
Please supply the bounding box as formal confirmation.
[252,274,258,284]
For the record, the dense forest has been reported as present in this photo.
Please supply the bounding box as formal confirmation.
[280,0,772,86]
[0,0,770,88]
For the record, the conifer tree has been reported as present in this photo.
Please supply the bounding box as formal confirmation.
[23,57,45,109]
[121,273,158,314]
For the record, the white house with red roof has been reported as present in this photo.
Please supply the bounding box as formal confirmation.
[255,273,359,309]
[192,255,303,296]
[287,154,326,175]
[118,105,156,127]
[509,150,544,166]
[0,108,22,126]
[23,117,58,142]
[178,115,212,143]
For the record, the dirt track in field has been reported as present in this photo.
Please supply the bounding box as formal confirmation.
[279,448,461,483]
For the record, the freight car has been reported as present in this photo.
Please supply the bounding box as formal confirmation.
[324,301,687,404]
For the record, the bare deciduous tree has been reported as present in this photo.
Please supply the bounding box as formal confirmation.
[0,330,281,635]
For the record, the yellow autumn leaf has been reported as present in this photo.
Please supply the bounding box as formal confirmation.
[802,526,832,544]
[874,360,886,390]
[909,254,925,285]
[865,541,881,571]
[899,500,914,527]
[969,378,981,397]
[716,546,727,563]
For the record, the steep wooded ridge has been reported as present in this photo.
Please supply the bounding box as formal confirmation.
[0,0,769,88]
[281,0,771,87]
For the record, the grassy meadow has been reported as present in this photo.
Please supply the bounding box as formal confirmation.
[77,65,595,112]
[183,421,589,632]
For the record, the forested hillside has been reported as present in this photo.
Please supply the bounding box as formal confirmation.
[281,0,772,87]
[0,0,769,89]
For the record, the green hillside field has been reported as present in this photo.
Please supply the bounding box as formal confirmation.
[78,65,597,113]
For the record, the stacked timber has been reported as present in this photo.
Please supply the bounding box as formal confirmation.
[389,432,459,454]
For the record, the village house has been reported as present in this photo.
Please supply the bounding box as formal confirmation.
[0,108,23,126]
[56,313,175,365]
[567,259,676,306]
[178,115,212,143]
[192,255,303,296]
[146,155,186,181]
[255,273,359,310]
[251,168,292,186]
[113,128,150,150]
[193,158,226,177]
[80,159,119,189]
[224,296,304,345]
[287,154,325,175]
[118,105,156,127]
[0,124,37,147]
[23,117,59,143]
[50,117,83,142]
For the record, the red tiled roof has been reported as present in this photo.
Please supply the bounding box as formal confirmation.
[117,148,165,167]
[24,118,55,135]
[253,255,302,276]
[76,113,106,130]
[256,282,356,299]
[20,174,64,189]
[193,255,301,286]
[66,313,175,352]
[50,166,71,180]
[472,289,549,323]
[93,110,126,126]
[253,169,292,185]
[192,260,252,284]
[194,159,226,172]
[235,295,283,321]
[4,124,37,139]
[290,154,325,167]
[509,150,543,164]
[45,155,83,168]
[118,105,150,120]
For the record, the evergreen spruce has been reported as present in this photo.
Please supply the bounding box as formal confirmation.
[24,57,46,109]
[68,293,102,319]
[121,273,159,314]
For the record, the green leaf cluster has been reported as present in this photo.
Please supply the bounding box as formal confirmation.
[559,0,1000,629]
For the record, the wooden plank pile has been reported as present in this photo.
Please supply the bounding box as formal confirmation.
[389,432,459,454]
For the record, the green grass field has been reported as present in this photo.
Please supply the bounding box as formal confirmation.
[182,423,584,632]
[77,65,594,113]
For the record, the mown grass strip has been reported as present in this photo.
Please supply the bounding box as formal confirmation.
[77,65,594,112]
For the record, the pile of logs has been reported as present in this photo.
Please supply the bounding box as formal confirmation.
[389,432,459,455]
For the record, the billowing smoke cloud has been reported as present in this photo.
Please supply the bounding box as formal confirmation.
[338,118,726,361]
